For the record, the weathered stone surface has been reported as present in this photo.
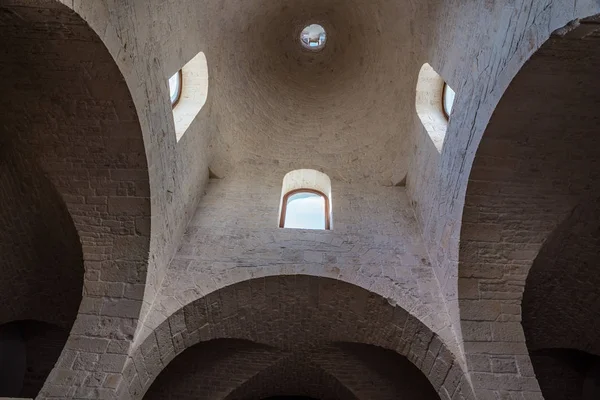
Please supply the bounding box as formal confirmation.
[1,0,599,399]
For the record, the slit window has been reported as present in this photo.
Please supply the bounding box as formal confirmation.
[169,70,183,107]
[443,83,456,118]
[416,63,453,153]
[280,189,330,230]
[169,51,209,141]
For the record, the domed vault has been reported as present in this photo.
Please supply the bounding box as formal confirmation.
[208,0,430,184]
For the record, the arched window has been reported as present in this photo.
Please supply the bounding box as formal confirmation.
[278,169,332,230]
[169,70,183,107]
[168,51,209,141]
[415,63,454,152]
[442,83,456,118]
[279,189,330,230]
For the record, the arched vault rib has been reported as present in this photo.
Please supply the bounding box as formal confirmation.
[0,1,151,397]
[125,276,474,400]
[458,18,600,398]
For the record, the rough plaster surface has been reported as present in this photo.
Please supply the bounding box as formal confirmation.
[1,0,600,399]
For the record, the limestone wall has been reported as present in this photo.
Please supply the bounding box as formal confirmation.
[406,0,600,369]
[1,0,600,398]
[141,169,453,345]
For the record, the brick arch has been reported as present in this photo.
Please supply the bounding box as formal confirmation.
[457,18,600,398]
[222,342,442,400]
[143,338,360,400]
[126,276,474,400]
[0,0,151,397]
[143,338,442,400]
[222,352,361,400]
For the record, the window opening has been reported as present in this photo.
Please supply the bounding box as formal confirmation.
[415,63,452,153]
[443,83,456,118]
[300,24,327,51]
[170,51,209,141]
[280,189,330,230]
[169,70,183,107]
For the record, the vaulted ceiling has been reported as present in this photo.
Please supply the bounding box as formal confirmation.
[204,0,437,184]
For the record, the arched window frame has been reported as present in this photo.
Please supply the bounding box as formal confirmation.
[170,69,183,108]
[279,188,331,230]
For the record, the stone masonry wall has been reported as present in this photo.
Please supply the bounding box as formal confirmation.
[19,323,71,399]
[126,275,471,400]
[407,0,600,332]
[523,198,600,356]
[457,23,600,398]
[144,340,441,400]
[529,350,597,400]
[144,339,282,400]
[0,145,83,329]
[60,0,213,332]
[1,0,599,398]
[0,1,151,398]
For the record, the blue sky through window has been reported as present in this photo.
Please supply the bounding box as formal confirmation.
[283,192,326,230]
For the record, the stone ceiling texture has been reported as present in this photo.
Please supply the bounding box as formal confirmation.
[523,199,600,356]
[0,1,151,397]
[0,145,83,329]
[126,276,470,400]
[0,0,151,324]
[144,339,440,400]
[522,198,600,400]
[458,20,600,399]
[208,0,432,184]
[144,339,359,400]
[3,0,600,399]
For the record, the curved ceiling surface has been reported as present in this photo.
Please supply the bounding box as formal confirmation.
[207,0,429,183]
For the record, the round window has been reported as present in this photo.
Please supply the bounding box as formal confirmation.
[300,24,327,51]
